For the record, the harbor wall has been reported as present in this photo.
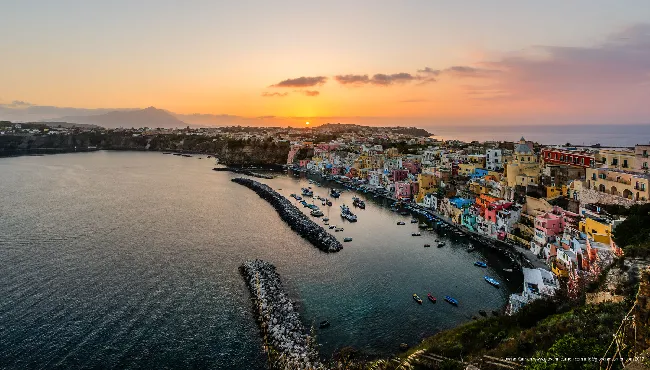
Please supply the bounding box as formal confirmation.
[232,177,343,253]
[240,260,325,369]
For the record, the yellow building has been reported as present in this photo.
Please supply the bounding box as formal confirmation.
[458,163,481,176]
[506,137,539,187]
[545,185,563,199]
[579,217,614,245]
[586,167,649,201]
[596,149,636,171]
[416,173,437,202]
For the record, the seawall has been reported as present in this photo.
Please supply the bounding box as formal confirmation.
[232,178,343,253]
[240,260,325,369]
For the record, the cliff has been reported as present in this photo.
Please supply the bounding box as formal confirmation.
[0,133,290,166]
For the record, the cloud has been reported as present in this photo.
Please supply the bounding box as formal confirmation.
[301,90,320,97]
[261,92,289,97]
[461,24,650,120]
[370,73,417,85]
[335,72,421,86]
[335,74,370,85]
[442,66,500,77]
[417,67,440,76]
[270,76,327,88]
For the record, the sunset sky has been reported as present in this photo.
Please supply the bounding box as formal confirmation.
[2,0,650,127]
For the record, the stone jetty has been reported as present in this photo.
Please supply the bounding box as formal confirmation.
[213,167,275,179]
[232,178,343,253]
[241,260,325,370]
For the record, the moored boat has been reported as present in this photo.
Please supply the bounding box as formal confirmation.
[344,237,353,242]
[424,244,431,248]
[474,261,488,268]
[411,232,421,236]
[319,320,330,328]
[484,276,500,288]
[411,219,418,223]
[397,221,405,225]
[352,196,366,209]
[340,204,357,222]
[444,296,458,306]
[427,293,436,303]
[413,294,423,304]
[330,189,341,198]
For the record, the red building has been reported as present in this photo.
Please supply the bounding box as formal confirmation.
[541,148,595,168]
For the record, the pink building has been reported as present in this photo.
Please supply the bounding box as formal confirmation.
[392,169,408,182]
[403,160,421,174]
[395,181,412,200]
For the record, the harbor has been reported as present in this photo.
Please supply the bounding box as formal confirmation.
[232,177,343,253]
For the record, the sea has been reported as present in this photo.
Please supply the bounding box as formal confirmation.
[0,152,520,369]
[425,124,650,147]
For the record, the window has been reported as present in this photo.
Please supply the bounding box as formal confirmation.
[612,158,618,166]
[623,160,628,168]
[592,173,597,180]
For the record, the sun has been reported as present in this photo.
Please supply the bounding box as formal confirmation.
[305,121,310,125]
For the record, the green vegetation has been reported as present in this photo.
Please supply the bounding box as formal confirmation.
[393,299,631,369]
[611,203,650,258]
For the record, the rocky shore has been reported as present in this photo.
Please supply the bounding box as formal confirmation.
[232,178,343,253]
[241,260,325,370]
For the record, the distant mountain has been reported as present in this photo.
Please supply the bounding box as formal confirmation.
[44,107,188,129]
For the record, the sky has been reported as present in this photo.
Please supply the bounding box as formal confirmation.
[1,0,650,127]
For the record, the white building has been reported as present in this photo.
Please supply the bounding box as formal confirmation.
[507,268,558,315]
[486,149,503,171]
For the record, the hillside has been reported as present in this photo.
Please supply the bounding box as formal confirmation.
[45,107,187,129]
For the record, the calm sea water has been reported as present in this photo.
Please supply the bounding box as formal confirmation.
[0,152,519,369]
[426,124,650,147]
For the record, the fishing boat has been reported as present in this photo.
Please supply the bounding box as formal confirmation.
[310,209,324,217]
[437,242,445,248]
[330,189,341,198]
[322,201,326,206]
[418,223,427,229]
[427,293,436,303]
[319,320,330,328]
[411,232,421,236]
[329,225,336,229]
[413,294,423,304]
[474,261,488,268]
[295,195,302,200]
[301,188,313,197]
[323,217,329,222]
[484,276,500,288]
[340,204,358,222]
[326,200,332,206]
[352,197,366,209]
[400,211,409,216]
[335,227,344,232]
[503,268,513,273]
[444,296,458,306]
[424,244,431,248]
[344,237,353,242]
[397,221,405,225]
[411,219,418,223]
[290,193,297,199]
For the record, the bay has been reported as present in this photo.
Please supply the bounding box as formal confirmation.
[0,151,519,369]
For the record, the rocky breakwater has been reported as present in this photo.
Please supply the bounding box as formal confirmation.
[232,178,343,253]
[241,260,325,370]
